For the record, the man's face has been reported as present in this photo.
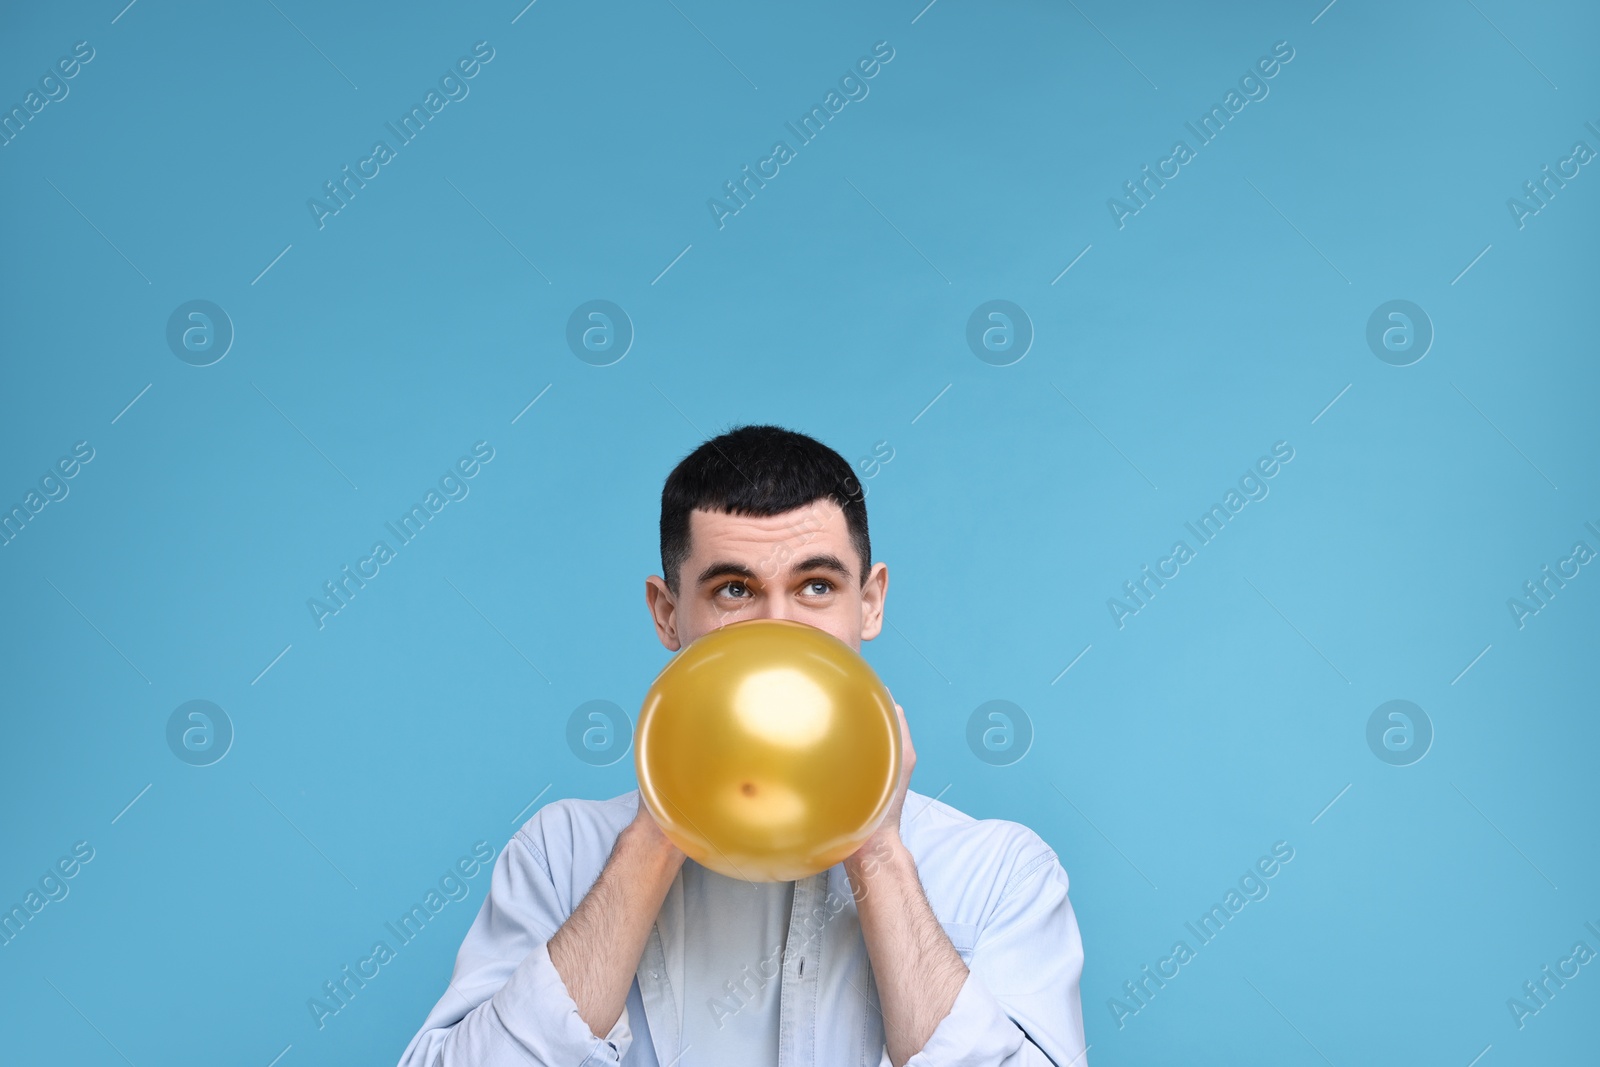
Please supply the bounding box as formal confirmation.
[645,498,887,653]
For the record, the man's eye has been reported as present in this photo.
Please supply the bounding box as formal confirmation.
[717,581,750,598]
[803,579,834,595]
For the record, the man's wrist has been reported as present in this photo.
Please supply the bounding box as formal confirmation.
[845,828,908,888]
[619,818,685,877]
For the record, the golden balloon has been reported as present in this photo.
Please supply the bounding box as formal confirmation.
[635,618,901,882]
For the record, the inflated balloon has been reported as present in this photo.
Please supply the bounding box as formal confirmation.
[635,618,901,882]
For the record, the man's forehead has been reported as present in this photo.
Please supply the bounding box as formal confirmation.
[687,502,846,546]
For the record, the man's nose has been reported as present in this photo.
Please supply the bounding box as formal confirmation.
[748,600,790,623]
[729,584,790,623]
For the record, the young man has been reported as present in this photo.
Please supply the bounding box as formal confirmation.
[396,424,1088,1066]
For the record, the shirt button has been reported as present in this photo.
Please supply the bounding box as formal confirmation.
[650,971,660,979]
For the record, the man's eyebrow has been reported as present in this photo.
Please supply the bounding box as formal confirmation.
[791,554,853,579]
[694,553,854,587]
[696,560,758,586]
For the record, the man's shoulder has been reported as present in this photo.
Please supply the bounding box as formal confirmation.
[900,788,1064,893]
[523,788,638,825]
[511,790,638,866]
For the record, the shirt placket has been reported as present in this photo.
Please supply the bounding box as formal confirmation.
[636,867,685,1066]
[777,871,828,1067]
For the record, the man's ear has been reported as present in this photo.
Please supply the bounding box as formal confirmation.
[644,575,682,651]
[860,561,888,641]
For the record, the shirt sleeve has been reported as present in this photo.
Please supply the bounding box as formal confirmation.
[903,849,1088,1067]
[394,827,636,1067]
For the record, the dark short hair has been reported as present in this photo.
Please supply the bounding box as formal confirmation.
[659,424,870,596]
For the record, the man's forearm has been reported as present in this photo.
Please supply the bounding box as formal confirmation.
[547,821,682,1039]
[846,834,969,1067]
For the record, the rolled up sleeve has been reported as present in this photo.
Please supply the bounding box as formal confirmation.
[904,851,1088,1067]
[395,827,634,1067]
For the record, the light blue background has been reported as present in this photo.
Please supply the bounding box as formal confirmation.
[2,1,1596,1064]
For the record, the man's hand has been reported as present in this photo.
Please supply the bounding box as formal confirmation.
[846,692,915,887]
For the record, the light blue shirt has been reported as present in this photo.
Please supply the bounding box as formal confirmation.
[679,862,793,1060]
[396,788,1088,1066]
